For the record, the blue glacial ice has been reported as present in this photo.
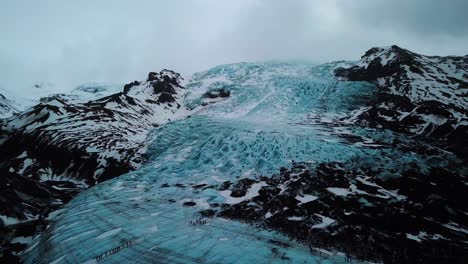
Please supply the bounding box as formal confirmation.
[21,62,451,263]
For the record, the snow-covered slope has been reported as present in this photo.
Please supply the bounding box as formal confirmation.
[336,45,468,108]
[0,70,190,226]
[0,82,124,119]
[0,92,21,118]
[335,45,468,155]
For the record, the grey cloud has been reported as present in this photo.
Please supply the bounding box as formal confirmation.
[340,0,468,37]
[0,0,467,95]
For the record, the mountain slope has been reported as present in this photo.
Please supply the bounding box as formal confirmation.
[335,45,468,156]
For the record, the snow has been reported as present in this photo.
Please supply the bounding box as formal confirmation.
[219,182,268,205]
[442,222,468,235]
[295,194,318,204]
[18,158,33,175]
[406,231,445,243]
[406,233,422,242]
[0,214,19,225]
[326,187,352,197]
[312,215,335,229]
[11,236,33,244]
[17,151,28,158]
[288,216,303,221]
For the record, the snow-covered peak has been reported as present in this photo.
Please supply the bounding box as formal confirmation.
[335,46,467,152]
[122,69,184,105]
[357,45,414,67]
[336,45,468,109]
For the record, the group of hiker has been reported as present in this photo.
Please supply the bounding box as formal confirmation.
[95,240,134,261]
[188,218,209,225]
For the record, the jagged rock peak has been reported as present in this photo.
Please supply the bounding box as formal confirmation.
[123,69,184,102]
[147,69,183,84]
[362,45,414,58]
[335,45,468,108]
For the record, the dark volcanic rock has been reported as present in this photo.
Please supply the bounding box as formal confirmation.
[123,81,141,94]
[203,89,231,99]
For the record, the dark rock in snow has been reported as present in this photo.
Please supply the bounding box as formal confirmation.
[217,162,468,264]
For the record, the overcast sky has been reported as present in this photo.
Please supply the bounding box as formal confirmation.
[1,0,467,93]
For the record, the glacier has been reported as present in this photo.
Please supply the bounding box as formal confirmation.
[20,62,465,263]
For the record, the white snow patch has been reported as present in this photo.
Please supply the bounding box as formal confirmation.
[17,151,28,158]
[442,222,468,235]
[326,187,352,197]
[219,181,268,205]
[312,215,335,229]
[406,233,422,242]
[288,216,303,221]
[0,215,19,225]
[295,194,318,204]
[18,158,33,175]
[11,236,32,244]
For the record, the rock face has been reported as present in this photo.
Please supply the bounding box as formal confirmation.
[216,162,468,263]
[335,45,468,156]
[0,70,188,241]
